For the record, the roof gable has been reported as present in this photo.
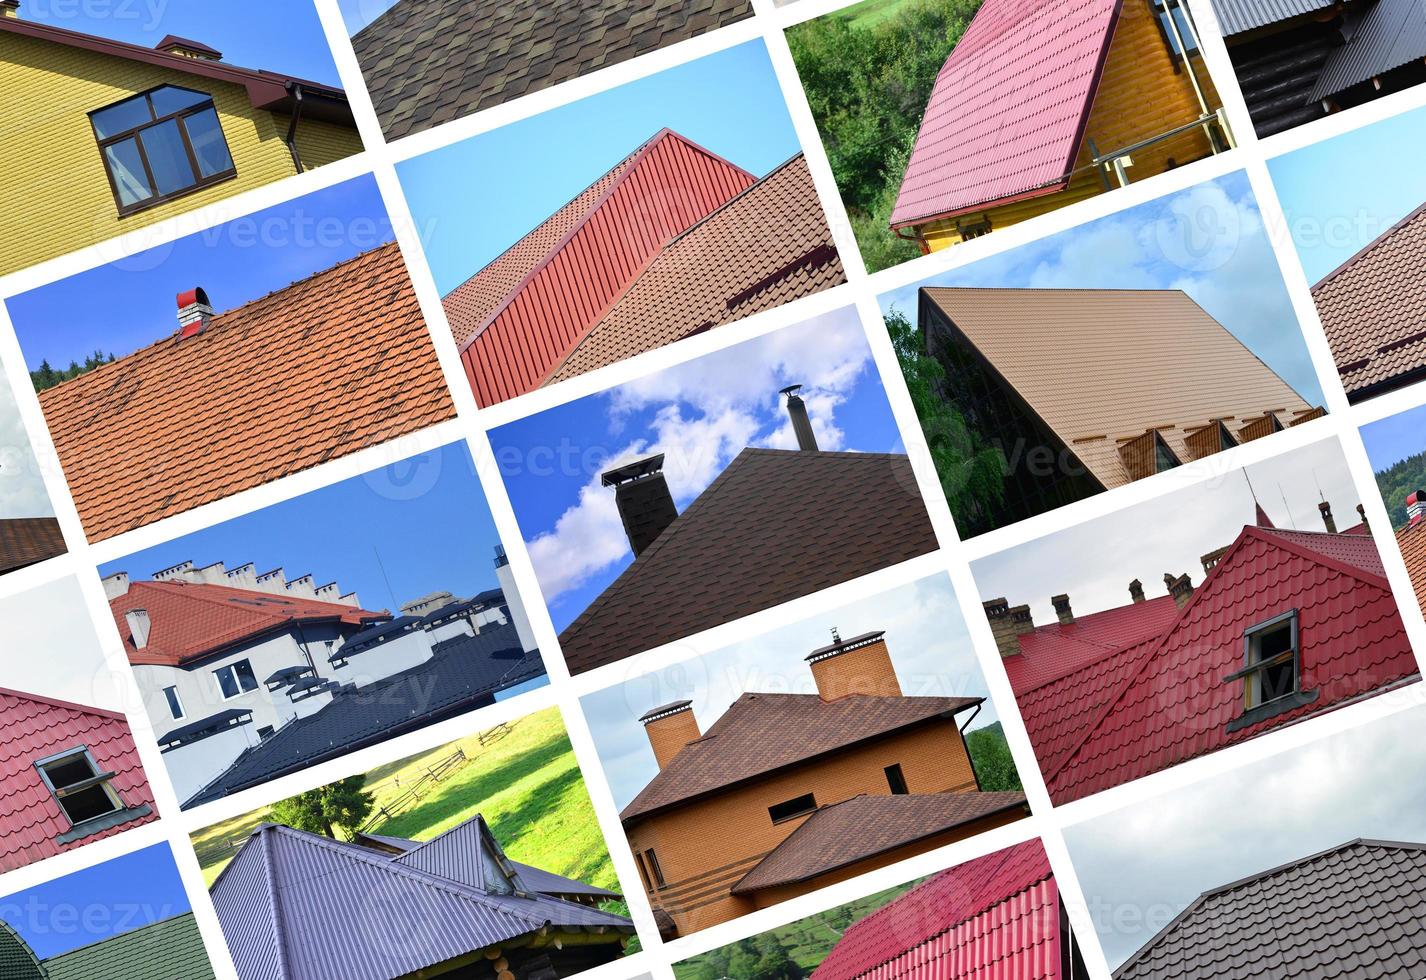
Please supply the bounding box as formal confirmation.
[557,449,938,674]
[38,244,452,541]
[891,0,1120,227]
[0,518,65,575]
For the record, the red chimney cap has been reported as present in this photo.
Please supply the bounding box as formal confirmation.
[177,287,211,310]
[1409,490,1422,507]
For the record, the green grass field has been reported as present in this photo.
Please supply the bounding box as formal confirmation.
[831,0,917,29]
[191,707,618,894]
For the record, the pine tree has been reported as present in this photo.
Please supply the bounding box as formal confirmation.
[268,775,375,839]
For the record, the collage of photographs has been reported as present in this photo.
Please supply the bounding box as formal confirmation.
[1,0,1426,978]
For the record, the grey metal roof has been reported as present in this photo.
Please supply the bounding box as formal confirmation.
[43,913,215,980]
[355,830,619,898]
[210,817,633,980]
[339,615,421,655]
[1209,0,1336,35]
[1114,839,1426,980]
[1311,0,1426,99]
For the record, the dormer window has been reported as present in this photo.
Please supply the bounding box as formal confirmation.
[1225,609,1319,732]
[1153,435,1181,473]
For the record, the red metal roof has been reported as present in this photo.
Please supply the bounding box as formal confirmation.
[110,580,386,667]
[0,689,157,872]
[890,0,1120,228]
[811,839,1057,980]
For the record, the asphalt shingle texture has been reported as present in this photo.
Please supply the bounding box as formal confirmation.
[44,913,215,980]
[556,449,938,674]
[352,0,754,140]
[0,518,65,575]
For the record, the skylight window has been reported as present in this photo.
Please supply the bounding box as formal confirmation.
[36,748,124,826]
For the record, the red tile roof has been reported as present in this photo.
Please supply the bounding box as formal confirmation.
[110,579,386,667]
[811,839,1057,980]
[0,689,157,872]
[891,0,1120,228]
[38,243,454,542]
[0,518,66,575]
[1396,518,1426,613]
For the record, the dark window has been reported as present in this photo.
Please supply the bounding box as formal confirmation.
[1217,422,1236,452]
[958,217,992,240]
[162,685,184,720]
[885,763,909,795]
[37,749,123,826]
[1154,434,1181,473]
[634,852,653,891]
[645,849,666,887]
[1151,0,1199,60]
[90,85,236,215]
[214,659,259,699]
[768,793,818,824]
[257,725,275,739]
[1240,611,1299,707]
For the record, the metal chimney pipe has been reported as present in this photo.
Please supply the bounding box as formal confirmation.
[780,384,818,452]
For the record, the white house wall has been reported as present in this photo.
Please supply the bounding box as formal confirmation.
[334,629,434,688]
[496,563,538,653]
[161,721,258,805]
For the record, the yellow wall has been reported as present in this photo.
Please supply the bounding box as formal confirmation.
[280,114,364,171]
[0,32,358,274]
[918,0,1222,251]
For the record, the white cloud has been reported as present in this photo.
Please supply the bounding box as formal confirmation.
[0,578,127,711]
[0,380,54,519]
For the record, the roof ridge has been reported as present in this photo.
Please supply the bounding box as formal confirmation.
[1313,199,1426,293]
[661,151,806,249]
[0,686,125,723]
[45,911,195,959]
[1246,524,1392,591]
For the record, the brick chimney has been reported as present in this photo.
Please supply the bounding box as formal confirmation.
[1200,545,1229,576]
[1358,503,1370,535]
[1051,594,1073,626]
[156,35,223,60]
[177,287,214,339]
[1408,490,1426,525]
[640,701,700,769]
[125,609,151,649]
[603,454,678,556]
[983,598,1034,658]
[781,384,819,452]
[1128,579,1145,604]
[0,2,19,19]
[1318,500,1337,534]
[805,629,902,701]
[1164,572,1193,609]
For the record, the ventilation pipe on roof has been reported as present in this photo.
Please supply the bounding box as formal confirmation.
[982,598,1034,658]
[1408,491,1426,525]
[1358,503,1371,535]
[156,35,223,60]
[1164,573,1194,609]
[781,384,819,452]
[1051,594,1074,626]
[0,2,19,19]
[1319,501,1338,534]
[103,572,130,601]
[177,287,214,339]
[126,609,151,649]
[640,701,700,769]
[603,454,679,557]
[1128,579,1145,604]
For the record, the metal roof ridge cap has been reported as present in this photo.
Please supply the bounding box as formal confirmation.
[658,151,807,249]
[1249,524,1393,592]
[0,685,127,723]
[1313,198,1426,295]
[258,827,294,980]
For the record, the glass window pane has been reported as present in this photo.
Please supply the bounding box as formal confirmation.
[216,666,239,699]
[235,660,259,692]
[184,108,234,177]
[164,686,183,719]
[59,784,118,824]
[44,755,96,790]
[138,118,196,196]
[149,85,211,116]
[92,94,152,138]
[104,138,154,206]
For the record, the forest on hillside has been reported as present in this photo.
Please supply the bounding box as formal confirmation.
[1375,451,1426,528]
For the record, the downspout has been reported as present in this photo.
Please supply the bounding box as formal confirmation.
[957,701,983,734]
[285,82,306,174]
[893,223,931,255]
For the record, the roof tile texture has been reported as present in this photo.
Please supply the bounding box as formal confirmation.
[44,913,215,980]
[0,518,66,575]
[557,449,938,674]
[39,243,454,541]
[1395,519,1426,613]
[352,0,753,140]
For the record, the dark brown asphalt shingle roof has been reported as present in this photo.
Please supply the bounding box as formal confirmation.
[0,518,65,574]
[1115,839,1426,980]
[351,0,755,140]
[620,692,980,822]
[556,449,939,674]
[731,791,1029,893]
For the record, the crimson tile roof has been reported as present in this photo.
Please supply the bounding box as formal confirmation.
[0,518,65,575]
[621,692,980,822]
[891,0,1120,228]
[811,839,1057,980]
[1312,201,1426,401]
[0,689,157,873]
[1115,839,1426,980]
[352,0,753,141]
[922,288,1320,488]
[109,579,386,668]
[557,449,938,674]
[733,791,1028,894]
[38,243,454,542]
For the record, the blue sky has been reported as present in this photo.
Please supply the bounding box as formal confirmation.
[98,444,507,612]
[1361,404,1426,472]
[338,0,401,34]
[582,574,1005,808]
[6,177,394,372]
[0,844,192,961]
[487,308,903,631]
[396,40,800,296]
[17,0,341,87]
[878,172,1326,407]
[1269,103,1426,284]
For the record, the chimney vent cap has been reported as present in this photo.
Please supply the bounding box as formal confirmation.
[779,384,803,397]
[602,453,665,488]
[805,629,886,662]
[639,699,692,724]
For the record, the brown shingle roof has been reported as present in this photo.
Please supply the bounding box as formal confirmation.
[0,518,65,574]
[621,692,980,822]
[546,153,847,383]
[37,243,454,542]
[922,288,1318,488]
[1311,201,1426,401]
[556,448,939,674]
[730,791,1029,893]
[351,0,754,141]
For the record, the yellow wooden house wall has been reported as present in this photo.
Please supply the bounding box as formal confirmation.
[917,0,1222,251]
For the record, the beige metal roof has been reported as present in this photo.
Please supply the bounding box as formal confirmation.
[922,288,1318,488]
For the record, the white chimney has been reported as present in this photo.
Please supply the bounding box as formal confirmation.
[286,574,317,598]
[126,609,151,649]
[1408,490,1426,524]
[103,572,130,600]
[494,548,538,653]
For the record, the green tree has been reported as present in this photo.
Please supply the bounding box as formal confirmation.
[31,349,116,392]
[268,775,375,839]
[967,723,1021,792]
[1375,450,1426,528]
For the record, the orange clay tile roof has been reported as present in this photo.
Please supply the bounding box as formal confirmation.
[1311,201,1426,401]
[557,449,939,674]
[730,791,1029,893]
[546,153,846,383]
[110,579,387,668]
[0,518,66,574]
[620,692,981,823]
[38,243,454,542]
[922,287,1319,488]
[1395,518,1426,613]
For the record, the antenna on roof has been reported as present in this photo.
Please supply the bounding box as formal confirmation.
[373,546,397,610]
[830,626,842,645]
[1279,484,1297,529]
[1313,468,1326,502]
[1243,469,1261,507]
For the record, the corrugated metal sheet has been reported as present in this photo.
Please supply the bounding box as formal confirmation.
[1209,0,1336,36]
[812,840,1057,980]
[456,129,755,406]
[1312,0,1426,98]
